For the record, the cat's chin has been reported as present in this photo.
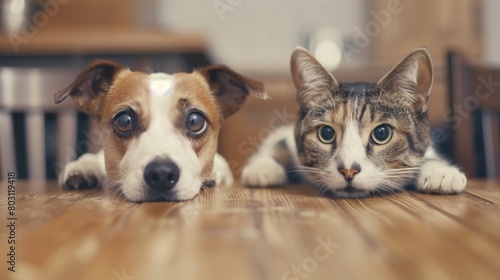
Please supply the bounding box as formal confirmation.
[322,186,403,198]
[326,190,371,198]
[322,186,371,198]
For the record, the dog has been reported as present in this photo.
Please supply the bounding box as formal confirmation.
[54,61,267,202]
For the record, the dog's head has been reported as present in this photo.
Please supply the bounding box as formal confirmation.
[55,61,267,201]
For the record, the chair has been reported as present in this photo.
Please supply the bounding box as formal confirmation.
[447,51,500,178]
[0,67,82,181]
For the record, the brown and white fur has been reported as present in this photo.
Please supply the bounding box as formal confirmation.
[242,47,467,198]
[54,61,267,202]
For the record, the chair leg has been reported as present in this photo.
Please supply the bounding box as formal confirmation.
[0,111,16,180]
[25,111,46,181]
[482,111,500,178]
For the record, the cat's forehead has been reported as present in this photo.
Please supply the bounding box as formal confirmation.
[303,81,413,124]
[338,82,377,99]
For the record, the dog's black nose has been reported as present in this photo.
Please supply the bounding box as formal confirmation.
[144,159,180,191]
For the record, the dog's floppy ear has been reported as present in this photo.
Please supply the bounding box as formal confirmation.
[376,48,434,113]
[196,65,268,121]
[54,60,125,118]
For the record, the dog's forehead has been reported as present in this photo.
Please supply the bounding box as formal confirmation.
[148,73,175,97]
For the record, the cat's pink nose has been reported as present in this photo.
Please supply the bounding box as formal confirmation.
[339,167,360,180]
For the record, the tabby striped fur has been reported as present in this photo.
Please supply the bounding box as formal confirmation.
[242,47,467,198]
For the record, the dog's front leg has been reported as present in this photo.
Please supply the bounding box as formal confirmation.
[59,150,107,190]
[206,153,234,188]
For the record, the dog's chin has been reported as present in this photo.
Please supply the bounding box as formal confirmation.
[123,187,201,202]
[129,189,199,202]
[118,180,202,202]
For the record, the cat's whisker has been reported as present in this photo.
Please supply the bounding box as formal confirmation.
[298,170,326,176]
[383,175,418,179]
[376,179,409,195]
[315,182,331,197]
[383,167,422,172]
[385,167,421,171]
[383,173,418,177]
[385,169,421,173]
[291,165,321,171]
[291,167,327,176]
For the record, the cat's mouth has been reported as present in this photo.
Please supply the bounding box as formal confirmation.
[323,185,371,198]
[327,185,404,198]
[336,187,370,198]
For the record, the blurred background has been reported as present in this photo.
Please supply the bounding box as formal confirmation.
[0,0,499,181]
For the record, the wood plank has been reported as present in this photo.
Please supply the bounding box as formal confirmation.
[1,180,500,280]
[411,192,500,244]
[13,192,139,280]
[464,180,500,204]
[338,194,500,280]
[0,182,102,231]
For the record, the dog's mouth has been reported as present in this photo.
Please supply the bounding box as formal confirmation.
[137,193,196,202]
[202,180,216,188]
[118,157,197,202]
[114,174,204,202]
[123,184,199,202]
[130,179,215,202]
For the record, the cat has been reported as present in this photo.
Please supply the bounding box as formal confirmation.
[242,47,467,198]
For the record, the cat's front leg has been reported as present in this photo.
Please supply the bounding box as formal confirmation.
[59,150,107,190]
[242,125,294,187]
[416,147,467,194]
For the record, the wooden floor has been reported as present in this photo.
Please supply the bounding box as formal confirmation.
[1,180,500,280]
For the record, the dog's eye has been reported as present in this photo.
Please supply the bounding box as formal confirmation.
[318,125,336,144]
[113,111,135,136]
[371,124,393,145]
[186,112,207,135]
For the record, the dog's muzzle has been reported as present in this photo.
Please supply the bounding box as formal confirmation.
[143,158,180,191]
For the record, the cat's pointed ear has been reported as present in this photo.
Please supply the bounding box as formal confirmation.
[377,48,434,113]
[291,47,339,109]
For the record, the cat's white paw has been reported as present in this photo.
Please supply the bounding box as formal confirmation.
[242,156,287,187]
[416,161,467,194]
[59,153,106,190]
[210,154,234,187]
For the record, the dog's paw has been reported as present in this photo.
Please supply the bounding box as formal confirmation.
[210,154,234,187]
[59,154,106,190]
[416,161,467,194]
[242,156,287,187]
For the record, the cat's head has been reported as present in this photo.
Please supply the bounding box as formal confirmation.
[291,47,433,197]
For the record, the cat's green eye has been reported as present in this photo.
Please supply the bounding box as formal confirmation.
[371,124,393,145]
[318,125,336,144]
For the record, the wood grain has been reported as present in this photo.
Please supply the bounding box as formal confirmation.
[1,180,500,280]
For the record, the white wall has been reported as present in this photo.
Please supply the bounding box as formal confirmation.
[156,0,364,72]
[485,0,500,65]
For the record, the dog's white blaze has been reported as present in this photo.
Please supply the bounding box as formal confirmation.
[150,73,174,96]
[119,74,202,201]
